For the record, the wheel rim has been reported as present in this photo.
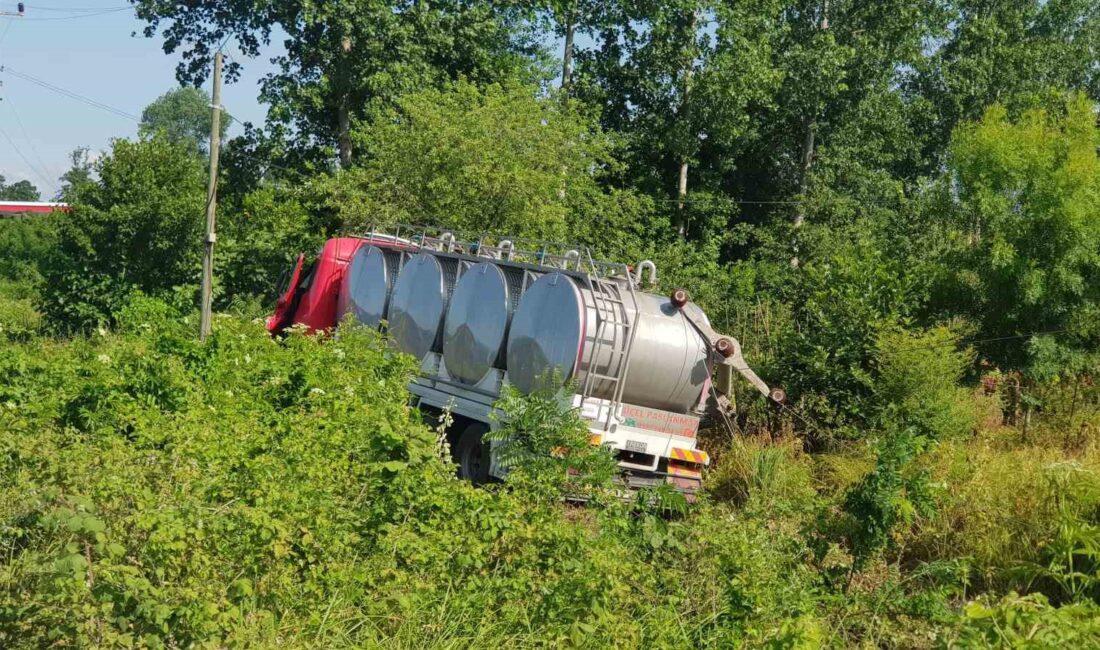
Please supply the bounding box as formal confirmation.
[461,441,482,480]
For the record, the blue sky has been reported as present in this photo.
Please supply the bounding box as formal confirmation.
[0,1,278,197]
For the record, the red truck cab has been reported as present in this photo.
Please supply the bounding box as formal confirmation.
[267,235,416,335]
[266,237,363,335]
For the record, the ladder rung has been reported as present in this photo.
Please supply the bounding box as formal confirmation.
[587,373,621,382]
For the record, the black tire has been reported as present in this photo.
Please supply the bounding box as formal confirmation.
[453,423,491,485]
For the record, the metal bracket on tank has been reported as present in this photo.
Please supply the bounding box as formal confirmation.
[668,288,786,406]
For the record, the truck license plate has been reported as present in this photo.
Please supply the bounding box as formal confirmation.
[625,440,647,453]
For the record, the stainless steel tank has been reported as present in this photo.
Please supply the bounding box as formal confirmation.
[339,244,401,328]
[442,262,517,385]
[389,252,458,359]
[506,272,709,413]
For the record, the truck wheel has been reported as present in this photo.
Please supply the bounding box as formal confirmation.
[454,423,491,485]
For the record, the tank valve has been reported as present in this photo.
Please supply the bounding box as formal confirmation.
[670,288,690,308]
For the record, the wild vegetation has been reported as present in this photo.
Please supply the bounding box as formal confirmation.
[2,0,1100,646]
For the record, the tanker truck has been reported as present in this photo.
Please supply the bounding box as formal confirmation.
[267,225,783,497]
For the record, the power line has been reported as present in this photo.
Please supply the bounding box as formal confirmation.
[0,123,54,189]
[16,7,130,21]
[0,17,13,50]
[2,65,140,121]
[5,93,60,187]
[1,63,313,185]
[654,198,805,205]
[23,4,129,12]
[724,327,1077,378]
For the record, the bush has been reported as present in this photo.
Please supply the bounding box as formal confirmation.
[706,435,816,513]
[217,187,325,307]
[0,215,58,285]
[489,386,618,502]
[874,325,978,440]
[0,281,41,342]
[944,592,1100,648]
[777,229,924,438]
[37,135,207,332]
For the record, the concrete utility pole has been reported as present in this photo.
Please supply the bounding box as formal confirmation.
[200,51,223,341]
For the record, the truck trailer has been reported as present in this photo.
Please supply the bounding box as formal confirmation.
[267,226,783,497]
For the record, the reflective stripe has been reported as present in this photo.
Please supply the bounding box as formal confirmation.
[667,463,703,478]
[669,447,709,465]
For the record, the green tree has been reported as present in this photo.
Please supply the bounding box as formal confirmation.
[133,0,544,168]
[322,81,621,240]
[0,176,41,201]
[139,86,229,152]
[914,0,1100,165]
[576,0,783,235]
[56,147,94,202]
[947,94,1100,373]
[38,135,207,331]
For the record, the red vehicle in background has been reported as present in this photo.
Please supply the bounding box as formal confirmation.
[266,235,414,335]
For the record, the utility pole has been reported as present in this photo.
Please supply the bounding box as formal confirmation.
[0,6,24,107]
[200,51,223,341]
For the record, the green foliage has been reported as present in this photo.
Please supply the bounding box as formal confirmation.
[37,135,207,332]
[946,592,1100,648]
[0,300,855,647]
[0,175,41,201]
[133,0,543,166]
[489,386,617,502]
[707,435,815,513]
[325,81,619,240]
[948,94,1100,372]
[842,428,936,568]
[0,215,57,284]
[874,325,978,440]
[217,187,324,306]
[140,86,229,152]
[0,281,41,342]
[778,226,924,434]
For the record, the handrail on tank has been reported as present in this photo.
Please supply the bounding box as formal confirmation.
[634,260,657,287]
[438,232,455,252]
[362,223,622,275]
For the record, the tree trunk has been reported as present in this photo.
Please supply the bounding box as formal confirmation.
[677,159,689,226]
[793,117,815,229]
[337,35,354,167]
[675,10,699,237]
[561,10,575,92]
[791,0,829,265]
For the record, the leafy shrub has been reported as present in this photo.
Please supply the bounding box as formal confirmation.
[909,440,1100,598]
[0,215,58,284]
[327,80,620,240]
[943,592,1100,648]
[874,325,978,439]
[217,187,324,307]
[0,281,41,342]
[949,94,1100,373]
[0,299,841,647]
[37,135,207,332]
[778,231,923,439]
[489,386,618,501]
[841,428,937,568]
